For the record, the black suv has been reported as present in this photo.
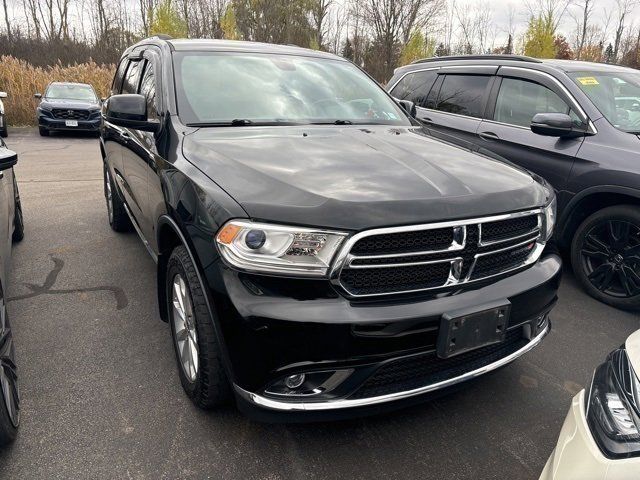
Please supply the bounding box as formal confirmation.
[101,38,560,419]
[0,138,23,444]
[388,55,640,310]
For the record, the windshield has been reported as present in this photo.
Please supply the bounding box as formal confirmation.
[173,52,410,126]
[45,84,97,102]
[569,71,640,133]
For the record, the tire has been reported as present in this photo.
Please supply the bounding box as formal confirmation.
[11,178,23,243]
[571,205,640,310]
[0,295,19,446]
[167,245,231,409]
[103,164,131,232]
[38,127,49,137]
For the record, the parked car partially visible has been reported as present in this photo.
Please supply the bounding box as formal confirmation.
[0,91,7,138]
[0,137,23,445]
[35,82,101,136]
[388,55,640,310]
[540,329,640,479]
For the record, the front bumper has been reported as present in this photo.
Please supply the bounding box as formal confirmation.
[207,253,561,417]
[38,115,100,132]
[539,391,640,479]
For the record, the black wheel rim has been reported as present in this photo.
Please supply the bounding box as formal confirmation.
[580,219,640,298]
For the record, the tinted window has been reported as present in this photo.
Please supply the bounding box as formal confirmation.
[122,59,143,95]
[435,75,491,118]
[390,70,438,107]
[139,61,158,120]
[494,78,575,128]
[112,59,128,95]
[173,52,409,126]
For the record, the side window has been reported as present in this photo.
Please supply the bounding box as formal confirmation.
[121,59,143,94]
[435,75,491,118]
[494,77,578,128]
[111,59,128,95]
[390,70,438,108]
[139,60,159,121]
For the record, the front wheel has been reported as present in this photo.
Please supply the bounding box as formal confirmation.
[0,296,19,446]
[103,164,131,232]
[571,205,640,310]
[38,127,49,137]
[0,115,7,138]
[167,245,231,409]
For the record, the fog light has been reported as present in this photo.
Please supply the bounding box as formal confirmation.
[284,373,305,389]
[245,229,266,249]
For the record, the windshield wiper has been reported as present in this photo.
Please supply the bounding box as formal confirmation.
[311,120,354,125]
[186,119,306,127]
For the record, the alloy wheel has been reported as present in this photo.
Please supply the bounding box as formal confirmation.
[580,219,640,298]
[0,298,19,428]
[172,274,199,382]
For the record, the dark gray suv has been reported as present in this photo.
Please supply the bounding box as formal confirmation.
[388,55,640,310]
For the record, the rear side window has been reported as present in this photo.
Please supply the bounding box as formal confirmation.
[122,59,144,94]
[111,59,128,95]
[494,77,576,128]
[435,75,491,118]
[390,70,438,107]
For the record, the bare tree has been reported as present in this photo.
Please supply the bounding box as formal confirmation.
[613,0,639,61]
[571,0,594,59]
[354,0,444,80]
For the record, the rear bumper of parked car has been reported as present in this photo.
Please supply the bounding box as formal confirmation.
[539,390,640,480]
[38,115,100,132]
[205,252,562,419]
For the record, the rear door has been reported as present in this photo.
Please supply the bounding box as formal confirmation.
[477,67,587,191]
[413,67,497,148]
[0,143,12,284]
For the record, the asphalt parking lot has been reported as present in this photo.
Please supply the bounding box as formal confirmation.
[0,128,637,479]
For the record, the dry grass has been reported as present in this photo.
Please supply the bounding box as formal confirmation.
[0,55,115,126]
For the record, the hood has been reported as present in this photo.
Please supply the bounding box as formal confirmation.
[40,98,99,110]
[627,330,640,375]
[183,125,549,231]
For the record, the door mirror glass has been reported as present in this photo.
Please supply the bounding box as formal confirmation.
[396,98,417,118]
[34,93,42,99]
[530,113,584,138]
[105,94,159,132]
[0,148,18,171]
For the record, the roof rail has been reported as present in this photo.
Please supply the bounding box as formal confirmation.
[411,54,543,65]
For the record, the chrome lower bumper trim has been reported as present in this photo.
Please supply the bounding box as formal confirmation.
[235,323,550,412]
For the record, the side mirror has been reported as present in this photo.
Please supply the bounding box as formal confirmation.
[396,98,417,118]
[531,113,585,138]
[34,93,42,99]
[0,147,17,172]
[0,92,7,98]
[105,94,159,133]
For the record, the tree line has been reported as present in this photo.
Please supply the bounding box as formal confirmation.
[1,0,640,81]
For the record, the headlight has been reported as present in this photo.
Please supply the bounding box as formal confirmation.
[543,195,556,241]
[586,347,640,458]
[215,220,347,277]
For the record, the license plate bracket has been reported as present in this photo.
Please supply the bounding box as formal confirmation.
[65,120,78,127]
[437,301,511,359]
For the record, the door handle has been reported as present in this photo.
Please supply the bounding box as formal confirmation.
[119,131,130,140]
[420,116,433,125]
[479,131,499,141]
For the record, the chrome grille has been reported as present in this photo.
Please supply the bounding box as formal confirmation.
[333,210,543,298]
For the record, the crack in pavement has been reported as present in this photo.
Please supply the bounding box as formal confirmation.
[8,256,128,310]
